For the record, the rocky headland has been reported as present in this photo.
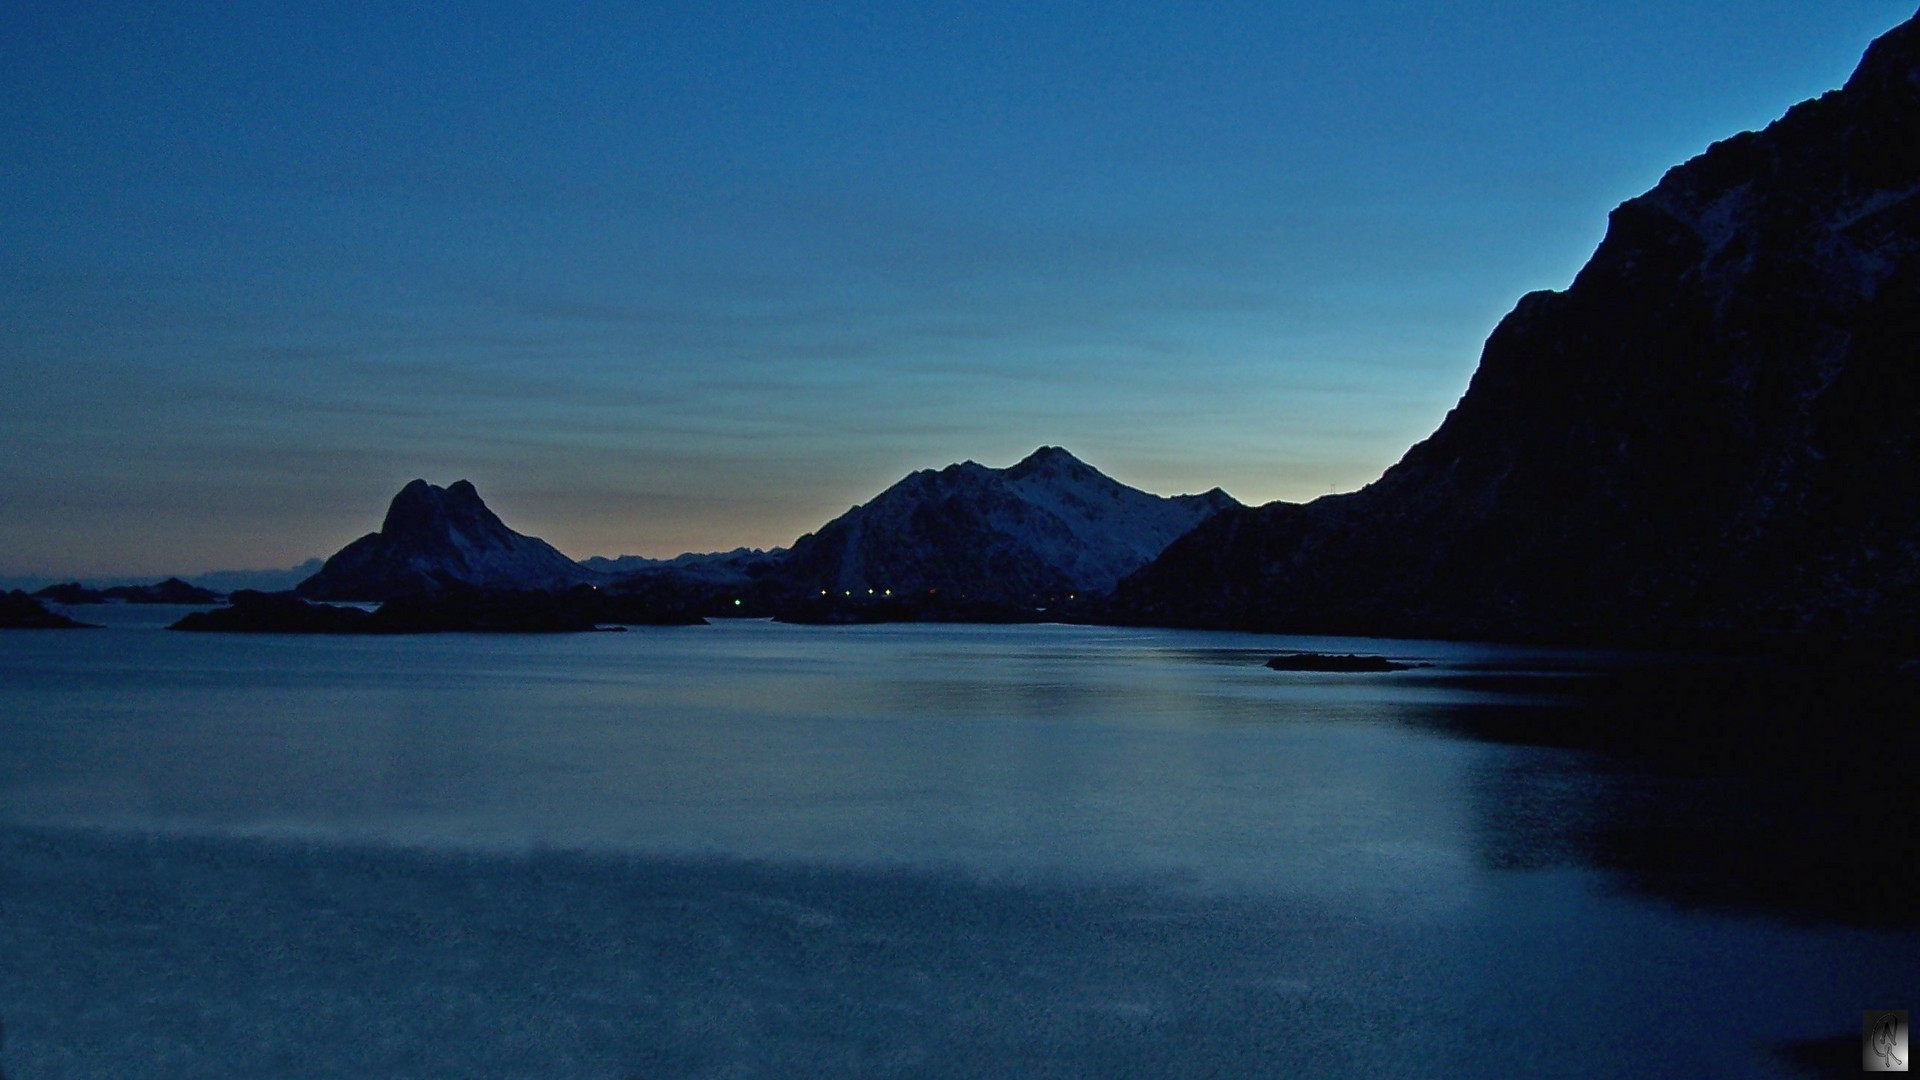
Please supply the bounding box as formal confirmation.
[1115,10,1920,654]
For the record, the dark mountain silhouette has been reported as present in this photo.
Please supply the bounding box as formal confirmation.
[297,480,592,601]
[772,446,1237,612]
[1117,10,1920,650]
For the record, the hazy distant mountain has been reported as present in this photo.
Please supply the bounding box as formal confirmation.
[777,446,1238,604]
[192,559,325,594]
[297,480,592,601]
[1119,11,1920,650]
[34,578,221,605]
[580,547,787,586]
[0,562,322,595]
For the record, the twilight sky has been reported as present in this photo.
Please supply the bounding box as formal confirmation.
[3,1,1914,577]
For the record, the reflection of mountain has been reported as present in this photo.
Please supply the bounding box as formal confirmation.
[1120,12,1920,650]
[297,480,591,601]
[1439,664,1920,927]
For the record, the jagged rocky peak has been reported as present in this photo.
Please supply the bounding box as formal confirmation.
[297,479,591,602]
[380,478,512,542]
[1846,8,1920,96]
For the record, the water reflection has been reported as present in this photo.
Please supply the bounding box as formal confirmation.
[1,619,1912,929]
[3,619,1917,1077]
[1429,663,1920,927]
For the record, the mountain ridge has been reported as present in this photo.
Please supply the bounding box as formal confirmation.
[1114,8,1920,650]
[289,448,1231,613]
[580,547,787,587]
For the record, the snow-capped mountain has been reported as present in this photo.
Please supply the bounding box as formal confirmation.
[776,446,1238,602]
[297,480,593,601]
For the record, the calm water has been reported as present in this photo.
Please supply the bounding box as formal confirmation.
[0,608,1913,1078]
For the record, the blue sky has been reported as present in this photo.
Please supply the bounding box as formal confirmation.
[3,1,1914,576]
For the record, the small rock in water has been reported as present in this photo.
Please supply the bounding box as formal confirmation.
[1265,652,1422,673]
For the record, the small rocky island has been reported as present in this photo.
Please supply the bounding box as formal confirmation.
[1,591,101,629]
[1265,652,1424,673]
[33,578,223,605]
[171,586,705,634]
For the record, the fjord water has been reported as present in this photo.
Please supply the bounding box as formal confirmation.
[1,610,1912,1078]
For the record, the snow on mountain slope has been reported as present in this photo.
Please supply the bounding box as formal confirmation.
[777,447,1238,601]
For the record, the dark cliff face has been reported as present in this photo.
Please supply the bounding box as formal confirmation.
[296,480,589,601]
[1118,10,1920,649]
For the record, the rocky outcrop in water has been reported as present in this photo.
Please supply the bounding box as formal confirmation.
[33,578,222,605]
[1264,653,1422,673]
[1118,10,1920,651]
[172,591,377,633]
[0,591,100,629]
[174,585,704,634]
